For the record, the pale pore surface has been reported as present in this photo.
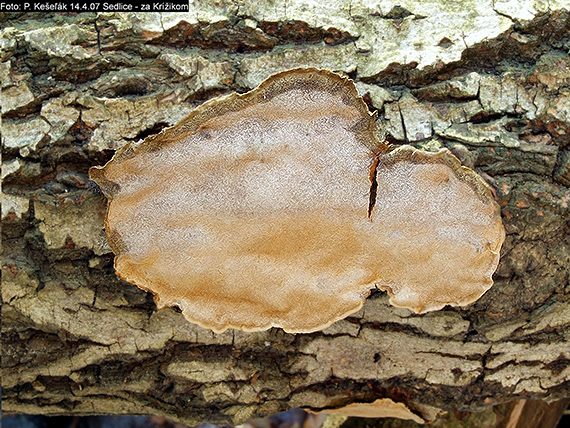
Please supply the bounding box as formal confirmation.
[101,86,378,333]
[371,148,505,313]
[93,69,505,333]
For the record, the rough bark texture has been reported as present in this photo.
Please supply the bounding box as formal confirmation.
[2,3,570,426]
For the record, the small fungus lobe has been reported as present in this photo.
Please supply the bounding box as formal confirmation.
[90,68,505,333]
[316,398,425,424]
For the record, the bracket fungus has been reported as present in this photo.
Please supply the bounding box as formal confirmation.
[90,68,505,333]
[315,398,425,424]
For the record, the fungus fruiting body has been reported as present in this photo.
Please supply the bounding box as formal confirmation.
[316,398,425,424]
[90,68,505,333]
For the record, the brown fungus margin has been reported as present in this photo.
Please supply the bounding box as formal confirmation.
[313,398,425,424]
[90,67,505,333]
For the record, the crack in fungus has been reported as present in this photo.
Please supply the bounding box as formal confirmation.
[368,155,380,218]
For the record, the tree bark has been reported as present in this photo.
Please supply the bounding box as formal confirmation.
[2,4,570,427]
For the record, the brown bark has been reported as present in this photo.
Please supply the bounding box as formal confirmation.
[498,399,570,428]
[2,7,570,427]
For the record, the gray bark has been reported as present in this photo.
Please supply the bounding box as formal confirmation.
[2,5,570,426]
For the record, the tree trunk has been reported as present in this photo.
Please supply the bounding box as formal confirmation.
[2,4,570,427]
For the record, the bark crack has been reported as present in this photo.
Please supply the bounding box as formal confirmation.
[94,20,102,56]
[398,102,408,142]
[491,0,518,24]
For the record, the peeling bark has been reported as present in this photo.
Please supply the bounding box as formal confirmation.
[2,5,570,427]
